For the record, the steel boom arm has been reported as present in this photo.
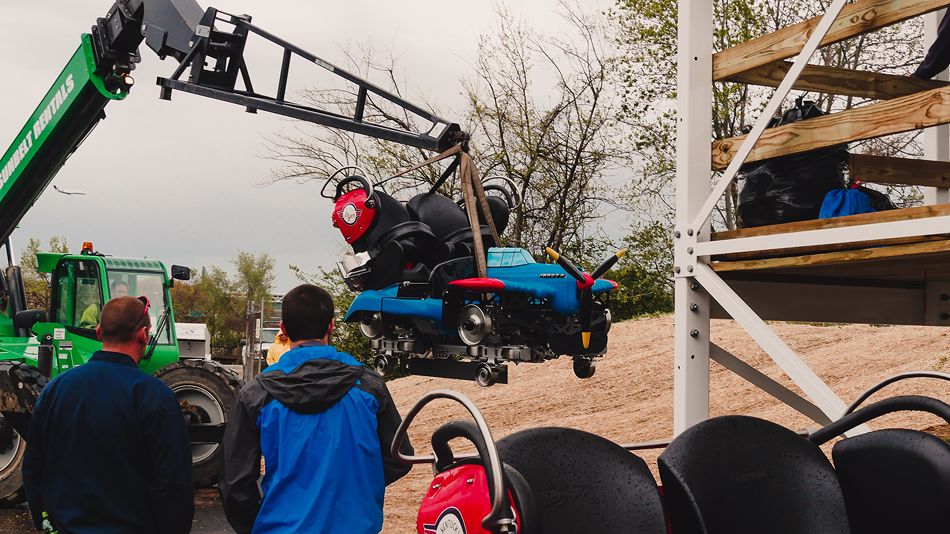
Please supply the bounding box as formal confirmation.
[0,0,461,248]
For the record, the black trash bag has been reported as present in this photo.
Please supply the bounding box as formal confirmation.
[737,99,849,228]
[856,185,896,212]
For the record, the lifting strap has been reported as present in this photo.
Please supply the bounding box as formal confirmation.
[389,144,502,278]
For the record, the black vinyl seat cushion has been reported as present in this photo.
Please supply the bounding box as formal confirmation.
[407,192,471,241]
[496,427,666,534]
[833,428,950,534]
[658,415,850,534]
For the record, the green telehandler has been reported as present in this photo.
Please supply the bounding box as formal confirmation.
[0,244,241,501]
[0,0,460,503]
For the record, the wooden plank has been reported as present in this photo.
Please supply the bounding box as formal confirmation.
[725,61,949,100]
[712,204,950,240]
[711,86,950,170]
[714,0,950,81]
[714,234,949,262]
[849,154,950,187]
[711,239,950,272]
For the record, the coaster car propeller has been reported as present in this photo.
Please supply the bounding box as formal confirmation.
[544,247,626,349]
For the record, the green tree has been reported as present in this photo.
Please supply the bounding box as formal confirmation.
[169,253,273,356]
[612,0,924,228]
[20,236,69,310]
[609,222,674,320]
[613,0,768,229]
[232,251,276,314]
[197,266,243,353]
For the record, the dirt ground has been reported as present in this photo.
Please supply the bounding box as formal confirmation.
[0,315,946,533]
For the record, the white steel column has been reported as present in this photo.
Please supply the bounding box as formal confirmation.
[673,0,712,435]
[925,10,950,205]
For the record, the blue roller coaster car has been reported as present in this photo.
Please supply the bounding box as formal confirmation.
[326,174,621,386]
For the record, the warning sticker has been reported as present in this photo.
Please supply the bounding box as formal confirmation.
[53,328,66,340]
[59,341,72,352]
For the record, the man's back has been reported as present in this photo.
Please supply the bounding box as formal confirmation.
[221,344,412,534]
[23,351,193,534]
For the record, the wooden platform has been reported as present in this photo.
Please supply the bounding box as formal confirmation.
[707,206,950,326]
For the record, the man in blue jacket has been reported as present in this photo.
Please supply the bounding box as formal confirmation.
[220,284,413,534]
[23,295,194,534]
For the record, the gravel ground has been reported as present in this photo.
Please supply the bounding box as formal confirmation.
[1,315,947,533]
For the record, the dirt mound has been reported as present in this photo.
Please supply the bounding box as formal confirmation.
[382,315,949,532]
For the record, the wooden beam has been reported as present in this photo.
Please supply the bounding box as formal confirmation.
[711,86,950,170]
[714,235,949,262]
[711,239,950,272]
[714,0,950,81]
[849,154,950,187]
[712,204,950,240]
[725,61,949,100]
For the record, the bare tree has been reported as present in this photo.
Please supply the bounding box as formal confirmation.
[266,3,626,257]
[262,46,451,194]
[465,2,625,254]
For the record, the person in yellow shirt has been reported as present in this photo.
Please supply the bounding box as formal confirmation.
[79,281,129,329]
[264,329,291,366]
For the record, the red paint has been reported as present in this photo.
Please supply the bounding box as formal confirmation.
[449,278,506,291]
[576,273,595,290]
[417,463,522,534]
[332,189,377,244]
[604,279,618,289]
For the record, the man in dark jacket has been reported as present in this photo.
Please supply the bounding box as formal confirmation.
[23,295,194,534]
[220,284,413,534]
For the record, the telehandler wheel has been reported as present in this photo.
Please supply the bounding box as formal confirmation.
[155,360,242,488]
[0,362,47,506]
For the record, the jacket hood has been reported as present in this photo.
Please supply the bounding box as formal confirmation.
[256,357,364,414]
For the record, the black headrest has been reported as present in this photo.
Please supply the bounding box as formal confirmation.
[482,195,510,235]
[497,427,666,534]
[833,428,950,534]
[407,192,471,241]
[658,415,850,534]
[463,194,510,236]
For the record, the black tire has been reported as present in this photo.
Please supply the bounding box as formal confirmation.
[573,358,596,379]
[155,360,242,487]
[0,362,47,506]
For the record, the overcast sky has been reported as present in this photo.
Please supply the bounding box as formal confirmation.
[0,0,614,291]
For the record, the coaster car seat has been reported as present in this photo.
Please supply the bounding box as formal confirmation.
[658,415,851,534]
[807,377,950,534]
[833,428,950,534]
[495,427,667,534]
[407,192,499,261]
[465,182,514,236]
[421,422,666,534]
[331,175,437,290]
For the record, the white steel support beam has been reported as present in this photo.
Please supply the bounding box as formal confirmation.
[694,263,870,435]
[925,10,950,205]
[673,0,712,435]
[689,0,850,232]
[696,215,950,257]
[710,343,832,426]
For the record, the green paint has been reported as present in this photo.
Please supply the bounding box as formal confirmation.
[0,35,127,204]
